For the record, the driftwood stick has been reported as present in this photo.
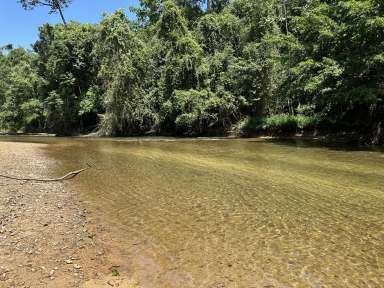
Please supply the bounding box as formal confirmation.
[0,164,91,182]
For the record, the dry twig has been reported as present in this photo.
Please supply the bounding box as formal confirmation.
[0,164,91,182]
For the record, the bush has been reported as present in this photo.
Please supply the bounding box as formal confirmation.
[171,89,238,135]
[263,114,297,133]
[296,115,319,130]
[236,114,319,135]
[233,116,263,135]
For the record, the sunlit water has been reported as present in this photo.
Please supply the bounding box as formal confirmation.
[1,137,384,287]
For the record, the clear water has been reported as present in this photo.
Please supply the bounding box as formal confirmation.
[1,137,384,287]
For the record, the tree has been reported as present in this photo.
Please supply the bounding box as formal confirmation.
[18,0,72,27]
[33,22,98,134]
[1,44,13,52]
[7,0,384,141]
[207,0,230,12]
[0,48,44,132]
[96,11,157,136]
[131,0,163,27]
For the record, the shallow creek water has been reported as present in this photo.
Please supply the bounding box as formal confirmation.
[1,137,384,287]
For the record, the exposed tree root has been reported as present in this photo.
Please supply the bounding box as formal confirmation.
[0,164,91,182]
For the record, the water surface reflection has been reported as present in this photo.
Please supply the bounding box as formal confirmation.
[2,137,384,287]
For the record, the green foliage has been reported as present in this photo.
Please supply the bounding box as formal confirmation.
[0,48,43,132]
[233,116,263,135]
[20,99,44,128]
[196,11,241,54]
[264,114,298,133]
[78,87,101,116]
[156,1,188,42]
[44,90,64,132]
[97,11,157,136]
[111,269,120,277]
[171,89,237,135]
[238,113,319,135]
[296,114,318,130]
[34,22,98,134]
[2,0,383,139]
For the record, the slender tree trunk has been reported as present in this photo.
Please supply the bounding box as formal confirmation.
[53,0,67,27]
[57,5,67,27]
[283,0,289,34]
[207,0,211,11]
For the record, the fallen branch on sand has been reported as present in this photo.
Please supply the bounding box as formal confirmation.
[0,164,91,182]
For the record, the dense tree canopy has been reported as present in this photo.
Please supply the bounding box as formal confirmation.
[1,0,383,142]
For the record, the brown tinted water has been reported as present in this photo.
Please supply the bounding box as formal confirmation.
[1,137,384,287]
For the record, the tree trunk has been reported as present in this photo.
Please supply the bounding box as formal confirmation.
[283,0,289,34]
[372,121,382,145]
[54,0,67,27]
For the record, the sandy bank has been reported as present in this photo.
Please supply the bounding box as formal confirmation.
[0,142,138,288]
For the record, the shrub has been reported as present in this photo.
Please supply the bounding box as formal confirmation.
[233,116,263,135]
[296,115,319,130]
[236,114,319,135]
[172,89,238,135]
[263,114,297,133]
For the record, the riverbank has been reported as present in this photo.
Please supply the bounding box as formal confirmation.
[2,127,383,147]
[0,142,138,288]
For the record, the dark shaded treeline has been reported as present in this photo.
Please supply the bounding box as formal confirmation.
[1,0,383,143]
